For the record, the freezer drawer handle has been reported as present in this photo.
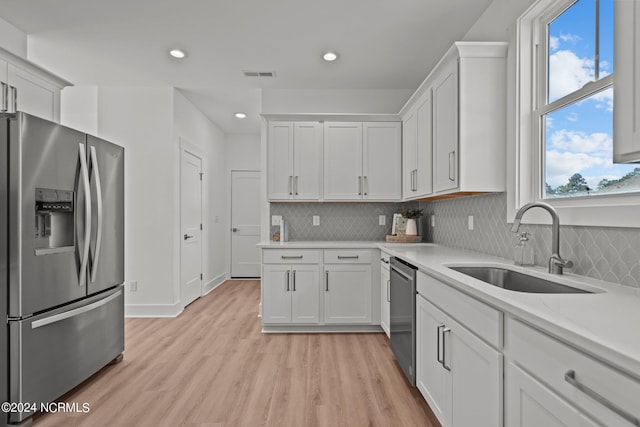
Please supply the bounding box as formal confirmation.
[78,143,92,287]
[89,146,103,283]
[564,370,640,426]
[31,290,122,329]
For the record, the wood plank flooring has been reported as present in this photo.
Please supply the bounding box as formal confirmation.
[33,280,440,427]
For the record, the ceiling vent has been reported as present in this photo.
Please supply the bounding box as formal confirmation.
[243,70,276,78]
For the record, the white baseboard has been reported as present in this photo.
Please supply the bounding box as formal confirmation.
[125,302,183,318]
[203,272,227,295]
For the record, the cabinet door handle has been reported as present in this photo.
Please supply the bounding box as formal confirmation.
[364,176,368,196]
[564,370,639,426]
[442,326,451,371]
[448,151,456,182]
[358,176,362,196]
[288,176,293,195]
[437,324,445,365]
[294,176,299,195]
[337,255,359,260]
[9,85,17,113]
[0,82,7,112]
[325,271,329,291]
[292,270,296,291]
[386,279,390,302]
[285,270,290,291]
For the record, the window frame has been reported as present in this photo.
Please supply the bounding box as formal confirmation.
[511,0,640,228]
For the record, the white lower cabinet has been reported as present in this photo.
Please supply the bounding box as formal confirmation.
[324,264,372,324]
[506,317,640,427]
[506,363,600,427]
[380,253,390,337]
[262,264,319,324]
[416,294,503,427]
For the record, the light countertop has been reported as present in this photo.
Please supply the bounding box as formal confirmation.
[258,240,640,377]
[379,243,640,378]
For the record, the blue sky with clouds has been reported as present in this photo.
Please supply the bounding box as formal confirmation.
[544,0,637,193]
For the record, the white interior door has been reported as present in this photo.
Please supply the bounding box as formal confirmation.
[181,149,203,307]
[231,170,261,277]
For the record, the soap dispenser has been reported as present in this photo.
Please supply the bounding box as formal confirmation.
[514,232,535,266]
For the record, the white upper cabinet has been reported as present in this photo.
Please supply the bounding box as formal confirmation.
[401,42,507,200]
[268,121,322,201]
[324,121,401,201]
[614,0,640,162]
[432,59,459,193]
[0,47,71,122]
[323,122,363,200]
[362,122,402,200]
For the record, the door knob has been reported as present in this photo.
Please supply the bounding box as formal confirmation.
[184,234,194,240]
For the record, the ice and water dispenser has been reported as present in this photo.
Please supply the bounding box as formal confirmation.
[34,188,75,254]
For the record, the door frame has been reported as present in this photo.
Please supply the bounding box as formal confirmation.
[229,169,261,279]
[179,138,204,307]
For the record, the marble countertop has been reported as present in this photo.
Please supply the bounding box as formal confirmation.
[258,240,640,376]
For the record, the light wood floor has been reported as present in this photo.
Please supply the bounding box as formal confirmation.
[33,280,440,427]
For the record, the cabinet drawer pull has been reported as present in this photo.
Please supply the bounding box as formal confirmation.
[564,370,639,426]
[281,255,303,259]
[337,255,359,260]
[381,258,389,264]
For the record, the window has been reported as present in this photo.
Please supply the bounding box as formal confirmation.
[537,0,638,199]
[513,0,640,228]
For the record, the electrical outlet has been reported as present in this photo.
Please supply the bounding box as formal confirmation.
[431,215,436,227]
[130,281,138,292]
[271,215,282,226]
[468,215,474,230]
[379,215,386,226]
[313,215,320,226]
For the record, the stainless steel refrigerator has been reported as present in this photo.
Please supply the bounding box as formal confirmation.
[1,112,125,425]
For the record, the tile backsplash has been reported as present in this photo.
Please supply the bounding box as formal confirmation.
[270,202,418,241]
[419,193,640,288]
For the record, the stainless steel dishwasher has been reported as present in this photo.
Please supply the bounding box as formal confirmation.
[390,256,417,386]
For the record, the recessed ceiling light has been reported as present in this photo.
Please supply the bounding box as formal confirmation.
[169,49,187,59]
[323,51,339,62]
[235,112,247,119]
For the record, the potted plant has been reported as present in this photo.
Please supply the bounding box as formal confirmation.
[400,208,423,236]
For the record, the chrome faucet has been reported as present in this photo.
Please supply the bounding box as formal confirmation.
[511,202,573,274]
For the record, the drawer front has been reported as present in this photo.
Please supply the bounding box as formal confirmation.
[324,249,372,264]
[507,317,640,427]
[262,249,321,264]
[417,271,501,349]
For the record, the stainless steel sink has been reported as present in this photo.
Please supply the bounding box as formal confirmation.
[448,266,593,294]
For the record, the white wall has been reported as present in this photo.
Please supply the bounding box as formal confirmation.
[0,17,27,58]
[173,90,229,294]
[60,86,99,134]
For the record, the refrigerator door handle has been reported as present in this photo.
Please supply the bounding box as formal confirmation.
[89,146,103,283]
[78,143,92,287]
[31,290,122,329]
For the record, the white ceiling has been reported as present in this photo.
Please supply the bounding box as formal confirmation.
[0,0,493,134]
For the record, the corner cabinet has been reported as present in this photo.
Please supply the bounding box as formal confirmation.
[323,122,402,201]
[0,47,71,122]
[614,0,640,162]
[401,42,507,200]
[267,121,323,201]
